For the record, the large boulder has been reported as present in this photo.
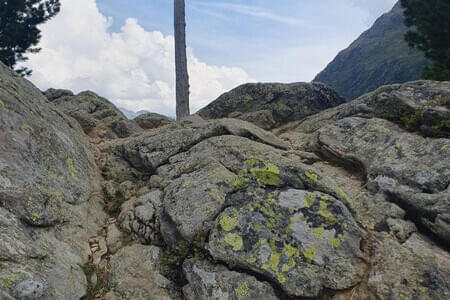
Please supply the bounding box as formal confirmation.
[0,63,105,299]
[197,82,345,129]
[134,112,174,130]
[45,89,142,139]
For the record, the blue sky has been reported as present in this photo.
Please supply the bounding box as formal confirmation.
[96,0,397,82]
[24,0,397,116]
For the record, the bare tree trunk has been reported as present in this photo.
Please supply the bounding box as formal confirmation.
[174,0,190,120]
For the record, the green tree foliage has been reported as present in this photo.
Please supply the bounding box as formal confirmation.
[400,0,450,81]
[0,0,60,76]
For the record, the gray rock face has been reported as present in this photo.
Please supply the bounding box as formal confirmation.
[108,245,183,300]
[0,62,106,299]
[183,259,279,300]
[134,112,174,130]
[197,82,345,129]
[312,116,450,244]
[43,88,74,101]
[119,190,164,244]
[46,90,142,139]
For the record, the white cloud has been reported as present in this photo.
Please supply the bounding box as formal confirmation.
[191,2,302,25]
[23,0,252,116]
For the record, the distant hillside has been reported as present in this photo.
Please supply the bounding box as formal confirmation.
[119,107,151,119]
[314,2,428,100]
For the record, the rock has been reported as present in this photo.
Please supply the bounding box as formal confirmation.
[294,80,450,138]
[119,190,163,244]
[0,62,105,299]
[207,186,366,298]
[49,90,142,139]
[12,279,46,300]
[228,110,277,130]
[106,223,124,254]
[43,88,74,101]
[108,245,183,300]
[367,233,450,300]
[134,112,174,130]
[314,2,428,100]
[312,117,450,244]
[183,258,279,300]
[197,82,345,129]
[118,117,288,174]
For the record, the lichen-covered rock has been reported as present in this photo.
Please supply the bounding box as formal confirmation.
[291,80,450,138]
[312,117,450,244]
[198,82,345,129]
[0,62,106,299]
[183,259,279,300]
[134,112,174,130]
[367,233,450,300]
[119,190,164,244]
[47,90,142,139]
[207,183,366,297]
[118,117,288,174]
[108,245,183,300]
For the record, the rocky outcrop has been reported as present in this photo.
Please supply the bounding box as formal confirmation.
[314,2,429,100]
[197,82,345,129]
[1,59,448,300]
[0,64,106,299]
[44,89,142,140]
[134,112,174,130]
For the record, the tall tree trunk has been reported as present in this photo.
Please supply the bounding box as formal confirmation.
[174,0,190,120]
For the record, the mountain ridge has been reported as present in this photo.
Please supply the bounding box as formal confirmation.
[313,1,428,100]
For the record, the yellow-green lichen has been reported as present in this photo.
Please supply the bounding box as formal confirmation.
[253,223,261,232]
[318,201,337,224]
[219,211,239,232]
[249,160,282,186]
[1,273,26,287]
[305,170,319,182]
[235,282,249,298]
[0,99,4,107]
[313,227,325,239]
[334,187,350,202]
[224,233,243,251]
[232,169,251,190]
[66,157,78,180]
[268,252,281,271]
[330,238,341,248]
[247,256,257,264]
[277,273,287,284]
[284,244,300,258]
[266,217,276,229]
[281,257,296,272]
[305,193,316,208]
[302,244,316,261]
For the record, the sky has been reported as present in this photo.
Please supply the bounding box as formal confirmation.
[22,0,397,116]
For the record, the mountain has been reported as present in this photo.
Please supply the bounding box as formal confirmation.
[119,107,151,119]
[314,2,428,100]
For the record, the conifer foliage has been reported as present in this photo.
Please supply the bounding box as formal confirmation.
[0,0,60,76]
[401,0,450,81]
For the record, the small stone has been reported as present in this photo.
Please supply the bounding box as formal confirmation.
[13,279,45,300]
